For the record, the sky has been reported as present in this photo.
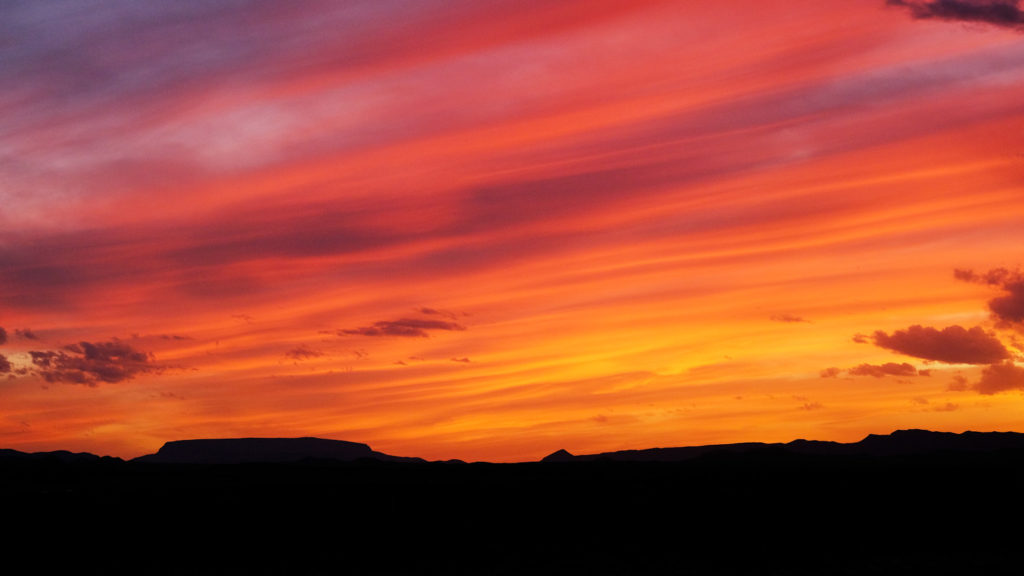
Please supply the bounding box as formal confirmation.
[2,0,1024,462]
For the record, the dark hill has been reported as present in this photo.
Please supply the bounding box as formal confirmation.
[0,448,117,464]
[133,436,423,464]
[542,429,1024,462]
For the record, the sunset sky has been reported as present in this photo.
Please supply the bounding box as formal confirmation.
[2,0,1023,461]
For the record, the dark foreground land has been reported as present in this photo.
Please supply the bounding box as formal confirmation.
[6,438,1024,575]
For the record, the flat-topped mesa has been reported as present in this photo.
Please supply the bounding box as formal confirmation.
[135,437,382,464]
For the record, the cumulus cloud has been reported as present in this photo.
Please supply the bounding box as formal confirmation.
[0,326,6,345]
[974,361,1024,394]
[852,334,870,344]
[888,0,1024,29]
[0,354,11,373]
[28,340,159,386]
[872,324,1010,364]
[847,362,921,378]
[15,328,39,340]
[955,267,1024,326]
[340,318,466,338]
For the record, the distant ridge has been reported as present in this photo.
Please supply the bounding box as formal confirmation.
[542,429,1024,462]
[5,429,1024,465]
[133,437,424,464]
[0,448,118,464]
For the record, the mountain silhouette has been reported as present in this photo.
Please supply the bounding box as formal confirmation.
[0,448,119,464]
[542,429,1024,462]
[132,437,424,464]
[6,428,1024,575]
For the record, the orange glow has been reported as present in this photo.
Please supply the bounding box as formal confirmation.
[2,1,1023,461]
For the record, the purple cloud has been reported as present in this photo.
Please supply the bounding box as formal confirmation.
[29,339,159,386]
[889,0,1024,29]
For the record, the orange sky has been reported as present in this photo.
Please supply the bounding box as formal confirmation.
[2,0,1024,461]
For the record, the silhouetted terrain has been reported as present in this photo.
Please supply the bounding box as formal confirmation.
[5,430,1024,575]
[133,436,425,464]
[543,428,1024,461]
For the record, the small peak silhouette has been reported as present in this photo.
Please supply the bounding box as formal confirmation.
[541,449,575,462]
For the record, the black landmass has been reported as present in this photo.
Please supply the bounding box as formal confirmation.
[5,430,1024,575]
[132,436,425,464]
[542,428,1024,461]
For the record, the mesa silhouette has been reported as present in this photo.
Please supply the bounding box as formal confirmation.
[132,436,425,464]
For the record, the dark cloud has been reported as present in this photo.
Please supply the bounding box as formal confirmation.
[771,314,809,323]
[285,346,324,361]
[954,267,1015,285]
[974,361,1024,394]
[0,354,11,373]
[28,340,159,386]
[872,324,1010,364]
[889,0,1024,29]
[15,328,39,340]
[819,367,841,378]
[418,307,459,319]
[954,267,1024,326]
[0,326,6,345]
[340,318,466,338]
[989,281,1024,325]
[450,357,471,363]
[799,402,823,411]
[852,334,869,344]
[848,362,920,378]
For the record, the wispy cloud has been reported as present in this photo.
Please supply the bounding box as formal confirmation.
[888,0,1024,30]
[340,318,466,338]
[847,362,921,378]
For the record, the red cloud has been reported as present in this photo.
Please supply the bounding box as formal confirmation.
[954,268,1024,326]
[847,362,920,378]
[872,325,1010,364]
[974,362,1024,395]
